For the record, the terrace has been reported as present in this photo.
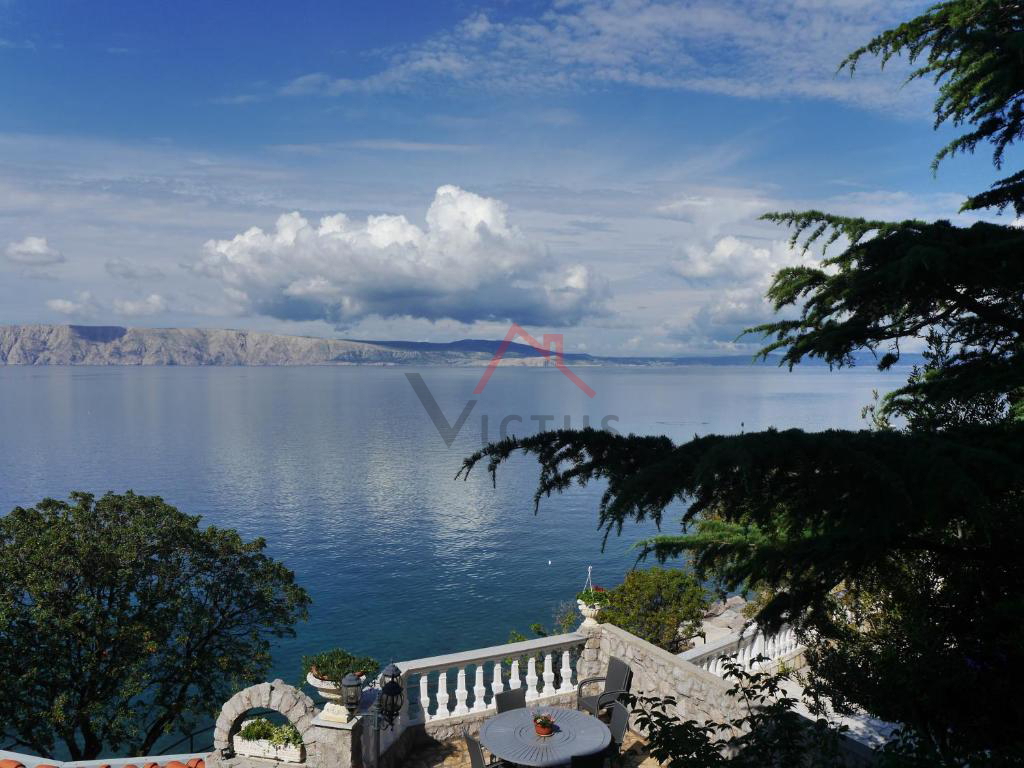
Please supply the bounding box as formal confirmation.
[1,607,885,768]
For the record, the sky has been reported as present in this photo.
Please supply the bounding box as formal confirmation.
[0,0,1012,355]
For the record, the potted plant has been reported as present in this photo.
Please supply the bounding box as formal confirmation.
[533,712,556,737]
[302,648,379,723]
[576,586,609,627]
[233,717,305,763]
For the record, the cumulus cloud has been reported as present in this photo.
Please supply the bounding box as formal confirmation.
[662,286,779,351]
[113,293,168,316]
[195,185,606,327]
[46,292,98,317]
[5,236,64,265]
[279,0,929,114]
[672,236,809,284]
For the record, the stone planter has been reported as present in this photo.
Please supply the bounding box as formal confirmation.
[306,671,354,723]
[233,721,305,763]
[577,599,602,628]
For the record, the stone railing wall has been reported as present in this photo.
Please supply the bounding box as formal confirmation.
[400,631,587,725]
[589,623,875,766]
[678,624,804,677]
[364,631,589,764]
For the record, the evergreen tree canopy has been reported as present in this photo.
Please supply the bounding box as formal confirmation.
[461,1,1024,760]
[842,0,1024,213]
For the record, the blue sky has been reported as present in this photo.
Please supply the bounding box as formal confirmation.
[0,0,1009,355]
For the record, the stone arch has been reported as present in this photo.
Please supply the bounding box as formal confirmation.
[213,679,321,762]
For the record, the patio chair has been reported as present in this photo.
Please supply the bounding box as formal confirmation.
[576,656,633,716]
[607,701,629,753]
[494,686,526,713]
[464,729,506,768]
[587,702,630,768]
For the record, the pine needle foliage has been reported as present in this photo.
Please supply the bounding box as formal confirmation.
[460,1,1024,760]
[842,0,1024,213]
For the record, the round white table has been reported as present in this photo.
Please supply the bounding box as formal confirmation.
[478,706,611,767]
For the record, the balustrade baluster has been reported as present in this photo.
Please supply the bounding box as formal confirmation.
[509,659,522,689]
[558,651,574,693]
[525,657,539,701]
[454,667,470,715]
[491,660,505,703]
[419,674,431,723]
[541,652,554,696]
[436,670,450,718]
[472,665,487,713]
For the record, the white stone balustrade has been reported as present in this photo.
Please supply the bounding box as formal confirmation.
[397,632,587,724]
[678,624,802,675]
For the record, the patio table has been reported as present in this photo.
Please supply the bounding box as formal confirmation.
[478,706,611,767]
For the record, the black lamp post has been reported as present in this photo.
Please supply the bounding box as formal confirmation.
[341,672,363,719]
[376,663,404,728]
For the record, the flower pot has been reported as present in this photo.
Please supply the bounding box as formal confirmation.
[306,671,352,723]
[233,722,305,763]
[534,723,554,737]
[577,599,601,628]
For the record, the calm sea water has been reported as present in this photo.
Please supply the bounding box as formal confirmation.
[0,364,900,685]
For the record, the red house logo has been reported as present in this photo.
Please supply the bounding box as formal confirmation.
[474,323,596,398]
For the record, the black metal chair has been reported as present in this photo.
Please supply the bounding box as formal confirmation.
[607,701,629,753]
[494,686,526,713]
[570,752,606,767]
[464,729,506,768]
[576,656,633,716]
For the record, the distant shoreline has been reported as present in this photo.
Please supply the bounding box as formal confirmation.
[0,324,920,368]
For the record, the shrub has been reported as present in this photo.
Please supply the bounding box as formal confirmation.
[576,586,610,606]
[598,567,708,653]
[238,718,302,748]
[301,647,379,687]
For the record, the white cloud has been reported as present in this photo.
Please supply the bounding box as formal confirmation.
[46,292,98,317]
[195,185,607,327]
[5,235,64,265]
[113,293,168,316]
[664,286,780,351]
[672,235,808,284]
[279,0,929,114]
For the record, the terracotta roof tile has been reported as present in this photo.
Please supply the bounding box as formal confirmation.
[0,759,26,768]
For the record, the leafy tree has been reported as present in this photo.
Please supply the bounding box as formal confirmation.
[597,567,707,653]
[460,1,1024,761]
[0,492,311,759]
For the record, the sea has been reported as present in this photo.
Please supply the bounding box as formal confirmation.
[0,363,900,687]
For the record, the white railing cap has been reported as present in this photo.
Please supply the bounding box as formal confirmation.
[678,625,761,663]
[398,631,586,674]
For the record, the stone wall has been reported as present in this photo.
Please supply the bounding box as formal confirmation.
[207,680,357,768]
[591,623,743,725]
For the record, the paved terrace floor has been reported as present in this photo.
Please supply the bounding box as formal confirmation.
[404,732,660,768]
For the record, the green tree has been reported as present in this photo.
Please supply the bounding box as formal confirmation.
[0,492,311,759]
[460,1,1024,761]
[597,568,707,653]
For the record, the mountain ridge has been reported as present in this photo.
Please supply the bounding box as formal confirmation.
[0,324,916,367]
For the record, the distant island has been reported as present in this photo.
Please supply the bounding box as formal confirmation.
[0,324,909,368]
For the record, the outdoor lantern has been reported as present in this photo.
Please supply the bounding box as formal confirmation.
[376,663,404,727]
[341,672,363,716]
